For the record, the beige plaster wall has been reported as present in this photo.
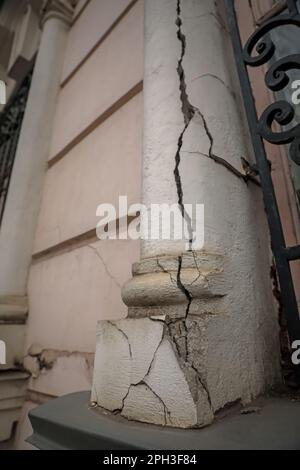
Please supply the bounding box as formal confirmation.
[62,0,133,83]
[49,0,143,160]
[33,93,142,253]
[15,0,143,449]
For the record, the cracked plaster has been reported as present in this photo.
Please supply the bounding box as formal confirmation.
[91,0,281,429]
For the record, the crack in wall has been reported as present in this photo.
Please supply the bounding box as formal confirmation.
[176,255,193,317]
[190,250,202,286]
[191,73,237,101]
[132,334,165,387]
[100,316,214,424]
[165,316,213,412]
[88,245,122,289]
[156,257,177,286]
[184,151,261,187]
[109,332,165,416]
[166,316,188,361]
[111,334,171,425]
[111,384,132,415]
[174,0,260,227]
[116,381,172,426]
[149,316,165,324]
[141,381,172,425]
[188,358,212,409]
[196,105,256,183]
[107,321,132,358]
[175,0,195,251]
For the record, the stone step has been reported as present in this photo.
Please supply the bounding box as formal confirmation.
[28,391,300,450]
[0,370,29,442]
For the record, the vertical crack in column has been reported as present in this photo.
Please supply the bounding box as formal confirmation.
[177,255,192,317]
[174,0,195,251]
[174,0,213,413]
[174,0,194,319]
[174,0,255,192]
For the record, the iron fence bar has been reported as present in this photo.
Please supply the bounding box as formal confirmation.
[0,71,31,226]
[0,113,23,224]
[286,245,300,260]
[225,0,300,382]
[0,139,10,188]
[287,0,299,14]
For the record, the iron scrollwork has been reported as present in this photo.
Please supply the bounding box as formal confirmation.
[224,0,300,385]
[242,1,300,164]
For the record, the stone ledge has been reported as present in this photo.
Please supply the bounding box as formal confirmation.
[0,296,28,323]
[27,391,300,450]
[0,370,29,442]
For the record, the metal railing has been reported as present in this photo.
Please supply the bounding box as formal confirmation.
[0,71,31,225]
[225,0,300,383]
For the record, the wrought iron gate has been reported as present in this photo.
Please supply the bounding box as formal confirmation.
[0,72,31,225]
[225,0,300,383]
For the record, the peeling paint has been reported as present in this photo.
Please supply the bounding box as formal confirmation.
[24,347,94,378]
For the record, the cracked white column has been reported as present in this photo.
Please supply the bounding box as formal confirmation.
[92,0,281,428]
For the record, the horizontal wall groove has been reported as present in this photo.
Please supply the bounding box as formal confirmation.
[48,81,143,168]
[32,215,137,263]
[0,319,27,325]
[72,0,92,26]
[32,228,98,263]
[61,0,140,88]
[26,389,57,406]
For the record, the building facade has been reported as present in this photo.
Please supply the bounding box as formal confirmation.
[0,0,299,449]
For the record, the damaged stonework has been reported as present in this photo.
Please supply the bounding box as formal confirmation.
[23,347,94,397]
[122,251,226,318]
[173,0,258,242]
[92,317,165,413]
[92,314,213,428]
[24,346,94,380]
[92,252,227,428]
[91,0,281,430]
[92,249,280,428]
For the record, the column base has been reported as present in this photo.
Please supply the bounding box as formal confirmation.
[91,251,281,429]
[92,316,213,428]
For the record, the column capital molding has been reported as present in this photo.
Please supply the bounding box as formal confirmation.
[38,0,77,28]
